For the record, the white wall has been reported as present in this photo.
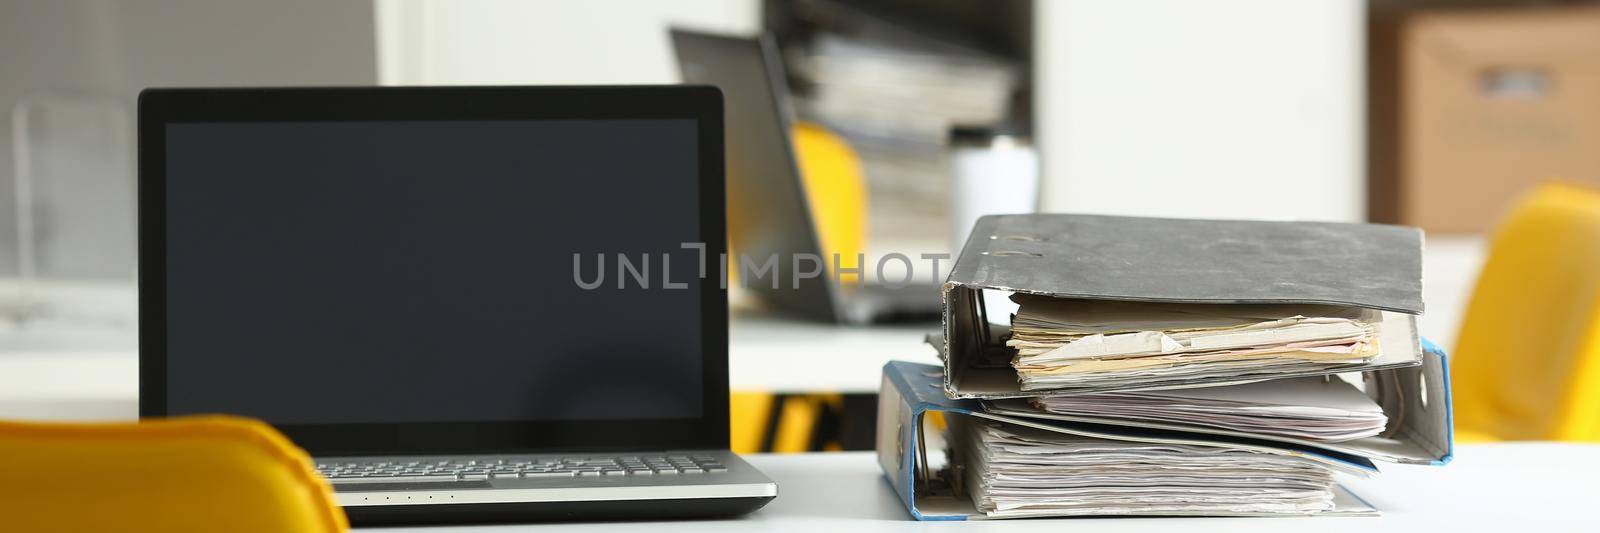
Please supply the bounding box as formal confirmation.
[376,0,759,85]
[1034,0,1365,222]
[0,0,377,279]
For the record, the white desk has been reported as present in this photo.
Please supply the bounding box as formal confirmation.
[729,313,937,393]
[0,351,137,420]
[375,444,1594,531]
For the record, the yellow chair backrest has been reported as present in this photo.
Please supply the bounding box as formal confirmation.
[0,415,347,532]
[1452,182,1600,441]
[791,121,868,284]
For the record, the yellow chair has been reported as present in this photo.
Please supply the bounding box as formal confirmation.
[0,415,347,532]
[1452,182,1600,441]
[731,392,846,453]
[791,121,869,284]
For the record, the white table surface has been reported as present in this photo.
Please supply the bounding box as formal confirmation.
[728,313,937,393]
[374,444,1595,531]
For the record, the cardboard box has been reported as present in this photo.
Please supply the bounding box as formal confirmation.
[1370,7,1600,233]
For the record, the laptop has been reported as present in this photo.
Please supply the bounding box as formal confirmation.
[137,86,777,525]
[671,29,944,325]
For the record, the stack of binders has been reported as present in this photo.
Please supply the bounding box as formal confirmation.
[877,214,1452,520]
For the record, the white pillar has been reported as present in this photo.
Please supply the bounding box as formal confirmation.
[1034,0,1365,222]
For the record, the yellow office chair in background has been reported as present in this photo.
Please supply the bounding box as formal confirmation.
[1452,182,1600,442]
[0,415,347,532]
[790,120,869,285]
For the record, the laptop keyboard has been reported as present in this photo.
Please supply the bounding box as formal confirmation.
[316,455,728,482]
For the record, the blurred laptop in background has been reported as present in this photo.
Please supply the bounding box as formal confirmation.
[673,29,943,325]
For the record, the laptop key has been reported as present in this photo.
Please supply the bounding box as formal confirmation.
[523,472,576,479]
[336,475,459,483]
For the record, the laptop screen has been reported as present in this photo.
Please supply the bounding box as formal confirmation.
[160,119,705,425]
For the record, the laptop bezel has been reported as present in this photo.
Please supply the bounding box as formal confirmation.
[138,86,730,455]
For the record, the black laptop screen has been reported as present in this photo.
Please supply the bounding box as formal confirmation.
[161,119,704,425]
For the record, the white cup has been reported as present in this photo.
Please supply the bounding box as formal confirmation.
[950,132,1039,255]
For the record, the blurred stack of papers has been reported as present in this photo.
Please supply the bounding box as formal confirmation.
[958,421,1341,517]
[1025,376,1389,442]
[790,33,1021,242]
[1008,295,1381,391]
[795,34,1019,144]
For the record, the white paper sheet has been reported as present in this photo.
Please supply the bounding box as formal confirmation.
[956,419,1343,517]
[1027,376,1387,442]
[1007,295,1382,391]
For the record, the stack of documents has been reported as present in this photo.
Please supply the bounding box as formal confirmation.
[876,215,1451,521]
[958,421,1341,517]
[1024,376,1389,442]
[1007,295,1382,391]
